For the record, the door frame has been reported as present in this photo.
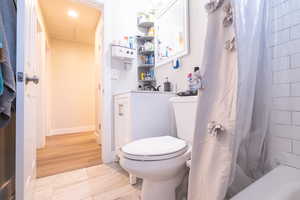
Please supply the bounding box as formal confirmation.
[16,0,115,199]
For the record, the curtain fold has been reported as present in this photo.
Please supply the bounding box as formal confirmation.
[188,0,271,199]
[228,0,271,196]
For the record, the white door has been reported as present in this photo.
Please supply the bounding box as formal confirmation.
[36,27,47,149]
[95,19,103,144]
[16,0,40,200]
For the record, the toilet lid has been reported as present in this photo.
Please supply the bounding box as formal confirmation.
[121,136,188,161]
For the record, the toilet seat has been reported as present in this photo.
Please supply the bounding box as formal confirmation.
[120,136,188,161]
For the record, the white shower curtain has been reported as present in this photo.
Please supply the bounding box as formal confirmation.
[188,0,271,199]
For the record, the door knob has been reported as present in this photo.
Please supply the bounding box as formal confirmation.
[25,75,39,85]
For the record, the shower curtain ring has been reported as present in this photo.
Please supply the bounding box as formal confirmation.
[207,121,225,136]
[205,0,225,13]
[223,2,233,27]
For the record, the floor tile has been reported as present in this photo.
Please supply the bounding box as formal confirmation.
[93,185,140,200]
[52,180,91,200]
[52,168,88,189]
[33,164,141,200]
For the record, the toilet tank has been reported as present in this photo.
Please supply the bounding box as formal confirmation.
[170,96,198,144]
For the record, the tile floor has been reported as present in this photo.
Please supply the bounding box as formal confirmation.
[33,163,141,200]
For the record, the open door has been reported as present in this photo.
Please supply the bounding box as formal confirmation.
[36,22,47,149]
[95,16,104,145]
[16,0,40,199]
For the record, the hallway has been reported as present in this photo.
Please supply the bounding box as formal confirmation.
[37,132,102,178]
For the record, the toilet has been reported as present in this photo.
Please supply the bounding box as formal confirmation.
[118,96,198,200]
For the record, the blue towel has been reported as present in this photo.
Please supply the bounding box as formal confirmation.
[0,31,5,95]
[0,0,16,128]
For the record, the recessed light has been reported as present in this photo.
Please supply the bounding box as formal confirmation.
[68,10,78,18]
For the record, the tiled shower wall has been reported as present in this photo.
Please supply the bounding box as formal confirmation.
[268,0,300,168]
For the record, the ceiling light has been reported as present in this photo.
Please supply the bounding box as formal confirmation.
[68,10,78,18]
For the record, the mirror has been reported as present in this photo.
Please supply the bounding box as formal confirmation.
[155,0,189,67]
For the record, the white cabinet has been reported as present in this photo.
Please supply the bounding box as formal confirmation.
[114,95,130,149]
[114,92,174,152]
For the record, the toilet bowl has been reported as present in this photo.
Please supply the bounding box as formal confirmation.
[120,136,191,200]
[118,96,198,200]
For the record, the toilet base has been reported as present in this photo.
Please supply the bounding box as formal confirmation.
[141,170,185,200]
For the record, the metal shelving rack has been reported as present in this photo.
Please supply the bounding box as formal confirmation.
[136,21,156,89]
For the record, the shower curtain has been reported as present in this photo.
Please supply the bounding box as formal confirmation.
[188,0,271,199]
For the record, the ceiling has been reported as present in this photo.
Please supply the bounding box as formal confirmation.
[39,0,101,44]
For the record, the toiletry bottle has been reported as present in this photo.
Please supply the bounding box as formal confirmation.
[164,77,171,92]
[129,36,134,49]
[189,67,200,95]
[187,73,193,91]
[141,72,145,81]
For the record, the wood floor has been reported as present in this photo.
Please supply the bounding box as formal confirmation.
[37,132,102,178]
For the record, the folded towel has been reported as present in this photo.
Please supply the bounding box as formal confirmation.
[0,31,5,95]
[0,0,17,127]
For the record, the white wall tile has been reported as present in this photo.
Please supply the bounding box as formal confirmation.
[272,56,290,71]
[271,110,292,124]
[280,152,300,168]
[271,0,288,8]
[273,42,290,58]
[291,83,300,96]
[292,112,300,125]
[291,53,300,68]
[291,24,300,40]
[290,10,300,26]
[273,97,300,111]
[273,68,300,83]
[272,84,290,97]
[269,136,292,153]
[293,140,300,155]
[272,16,290,32]
[273,2,291,19]
[270,0,300,170]
[271,29,290,45]
[270,124,300,140]
[290,0,300,11]
[289,39,300,54]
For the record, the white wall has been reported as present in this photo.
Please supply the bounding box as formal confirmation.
[99,0,155,162]
[49,39,96,135]
[268,0,300,169]
[155,0,208,92]
[110,0,152,94]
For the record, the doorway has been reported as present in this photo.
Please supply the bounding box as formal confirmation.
[35,0,103,177]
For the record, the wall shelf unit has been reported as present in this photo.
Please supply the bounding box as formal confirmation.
[136,18,156,89]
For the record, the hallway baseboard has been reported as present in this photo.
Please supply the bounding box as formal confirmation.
[50,126,95,136]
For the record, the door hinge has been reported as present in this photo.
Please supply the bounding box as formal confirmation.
[17,72,24,82]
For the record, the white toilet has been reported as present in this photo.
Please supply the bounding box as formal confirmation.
[119,96,198,200]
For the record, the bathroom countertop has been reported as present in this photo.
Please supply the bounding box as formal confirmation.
[113,90,176,96]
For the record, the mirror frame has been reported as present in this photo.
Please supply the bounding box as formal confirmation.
[155,0,190,67]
